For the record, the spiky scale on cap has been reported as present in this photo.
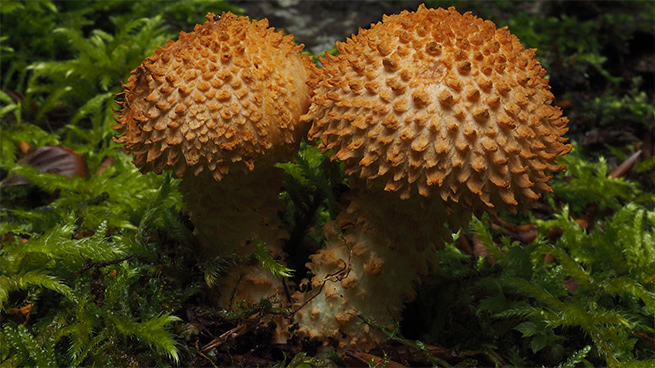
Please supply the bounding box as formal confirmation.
[306,5,571,211]
[114,12,314,181]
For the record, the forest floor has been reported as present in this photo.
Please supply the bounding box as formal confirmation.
[1,1,653,367]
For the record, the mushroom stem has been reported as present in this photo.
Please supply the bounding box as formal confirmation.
[293,185,471,350]
[180,167,286,258]
[179,166,289,308]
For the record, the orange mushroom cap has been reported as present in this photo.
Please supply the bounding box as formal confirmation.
[114,12,314,180]
[305,5,571,211]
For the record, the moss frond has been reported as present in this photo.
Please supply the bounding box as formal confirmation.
[108,312,181,363]
[254,240,294,278]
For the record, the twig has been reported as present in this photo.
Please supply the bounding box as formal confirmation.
[195,340,218,368]
[289,224,352,316]
[201,312,264,352]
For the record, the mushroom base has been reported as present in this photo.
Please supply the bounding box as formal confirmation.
[292,188,471,351]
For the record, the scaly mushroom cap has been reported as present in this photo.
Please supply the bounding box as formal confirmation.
[306,5,571,211]
[114,12,314,180]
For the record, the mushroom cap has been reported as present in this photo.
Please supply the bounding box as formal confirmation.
[114,12,315,180]
[306,5,571,211]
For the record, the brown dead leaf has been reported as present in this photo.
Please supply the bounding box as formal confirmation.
[20,303,34,315]
[2,145,88,187]
[563,278,579,294]
[544,254,556,263]
[472,234,489,259]
[492,216,539,244]
[556,99,573,109]
[17,140,31,155]
[608,150,642,178]
[575,218,589,230]
[634,331,655,344]
[456,235,473,255]
[96,156,115,176]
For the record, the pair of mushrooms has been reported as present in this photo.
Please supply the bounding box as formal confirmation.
[113,5,571,350]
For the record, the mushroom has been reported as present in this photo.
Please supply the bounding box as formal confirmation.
[294,5,571,350]
[113,12,315,310]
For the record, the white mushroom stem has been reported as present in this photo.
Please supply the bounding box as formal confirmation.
[179,166,289,308]
[293,185,471,350]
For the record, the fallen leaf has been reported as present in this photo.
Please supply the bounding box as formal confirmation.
[96,156,115,176]
[608,150,642,178]
[575,218,589,230]
[492,216,539,243]
[456,235,473,255]
[18,140,31,154]
[20,303,34,315]
[2,145,88,187]
[563,278,579,294]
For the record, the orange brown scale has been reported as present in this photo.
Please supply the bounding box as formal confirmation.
[114,12,314,181]
[305,5,571,212]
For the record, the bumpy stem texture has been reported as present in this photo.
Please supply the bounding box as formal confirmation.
[179,167,288,309]
[293,186,471,350]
